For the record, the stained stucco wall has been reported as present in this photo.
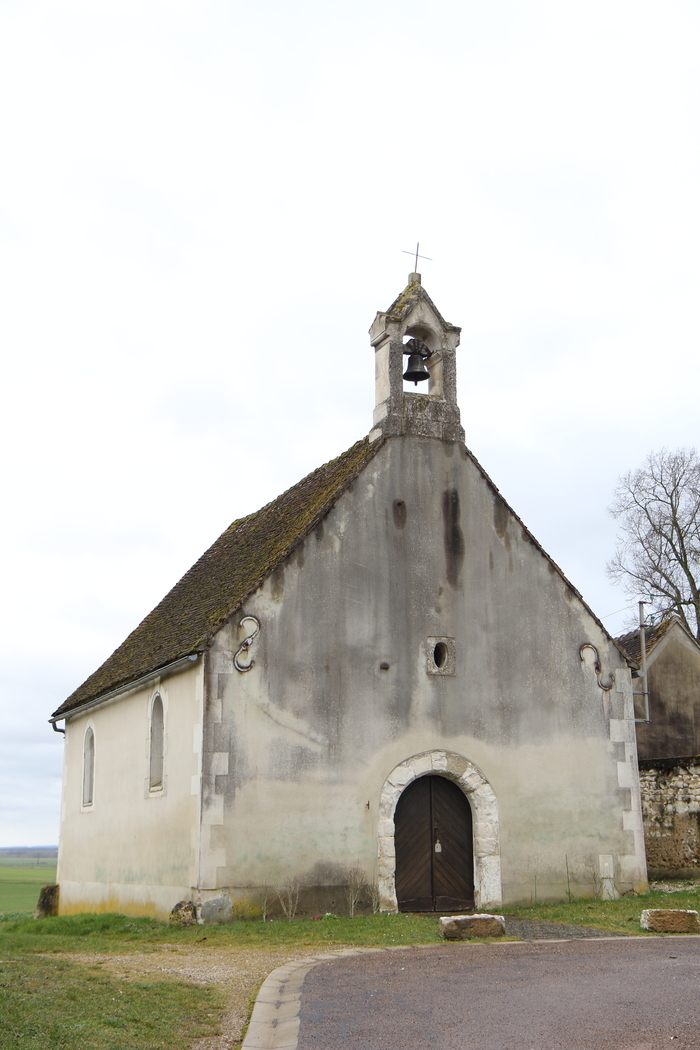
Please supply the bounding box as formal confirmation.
[635,632,700,760]
[57,662,203,917]
[200,434,647,908]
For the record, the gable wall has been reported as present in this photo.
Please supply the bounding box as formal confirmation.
[201,435,646,907]
[57,662,203,917]
[635,630,700,760]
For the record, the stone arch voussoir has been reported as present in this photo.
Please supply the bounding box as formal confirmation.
[377,750,502,913]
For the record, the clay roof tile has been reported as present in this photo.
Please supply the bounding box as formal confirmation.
[53,436,384,718]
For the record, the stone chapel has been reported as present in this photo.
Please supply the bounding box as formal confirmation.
[51,274,648,918]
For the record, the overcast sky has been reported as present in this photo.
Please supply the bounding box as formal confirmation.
[1,0,699,846]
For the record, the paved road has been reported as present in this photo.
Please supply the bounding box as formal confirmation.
[296,938,700,1049]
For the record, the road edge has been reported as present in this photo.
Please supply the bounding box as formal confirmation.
[240,946,410,1049]
[240,933,700,1049]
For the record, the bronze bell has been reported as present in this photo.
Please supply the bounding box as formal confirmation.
[403,353,430,384]
[402,338,431,384]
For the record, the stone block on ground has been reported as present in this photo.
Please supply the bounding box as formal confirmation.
[640,909,700,933]
[169,900,198,926]
[34,884,59,919]
[199,894,233,925]
[440,913,506,940]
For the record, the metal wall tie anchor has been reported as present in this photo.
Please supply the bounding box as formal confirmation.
[234,616,261,672]
[579,643,614,691]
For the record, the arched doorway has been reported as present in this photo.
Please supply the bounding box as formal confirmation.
[394,774,474,912]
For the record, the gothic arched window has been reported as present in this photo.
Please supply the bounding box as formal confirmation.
[149,695,164,790]
[82,727,95,806]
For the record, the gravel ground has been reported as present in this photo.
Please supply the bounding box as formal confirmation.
[502,916,630,939]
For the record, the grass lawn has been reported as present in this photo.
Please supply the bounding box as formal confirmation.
[0,913,444,1050]
[0,910,445,954]
[2,883,699,956]
[495,880,700,934]
[0,953,224,1050]
[0,866,57,916]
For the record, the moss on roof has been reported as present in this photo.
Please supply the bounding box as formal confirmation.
[615,615,694,665]
[54,436,384,718]
[383,278,458,332]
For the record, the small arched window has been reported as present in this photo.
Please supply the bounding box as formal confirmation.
[149,695,164,790]
[82,727,95,806]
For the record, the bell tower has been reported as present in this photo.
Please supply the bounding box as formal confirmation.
[369,273,464,443]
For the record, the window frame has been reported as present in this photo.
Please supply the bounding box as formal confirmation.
[81,725,95,808]
[148,692,165,794]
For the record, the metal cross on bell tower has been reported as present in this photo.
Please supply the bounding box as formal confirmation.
[402,242,432,273]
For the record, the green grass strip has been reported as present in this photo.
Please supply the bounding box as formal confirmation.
[495,884,700,934]
[0,912,444,954]
[0,954,224,1050]
[2,883,700,957]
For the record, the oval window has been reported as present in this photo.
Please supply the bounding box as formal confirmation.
[433,642,448,669]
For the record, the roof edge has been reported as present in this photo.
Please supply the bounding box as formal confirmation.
[51,654,201,721]
[54,435,387,717]
[456,441,633,666]
[182,434,388,650]
[616,614,700,666]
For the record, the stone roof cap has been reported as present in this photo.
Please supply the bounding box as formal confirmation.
[53,436,384,718]
[380,273,460,334]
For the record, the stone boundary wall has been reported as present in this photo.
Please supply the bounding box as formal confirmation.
[639,757,700,878]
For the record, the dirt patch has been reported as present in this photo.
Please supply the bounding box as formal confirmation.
[650,878,700,893]
[48,943,341,1048]
[503,916,630,940]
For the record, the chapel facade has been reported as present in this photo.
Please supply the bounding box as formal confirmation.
[51,275,648,917]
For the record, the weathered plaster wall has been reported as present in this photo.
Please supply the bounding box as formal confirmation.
[201,434,646,908]
[635,633,700,760]
[639,757,700,877]
[57,662,203,918]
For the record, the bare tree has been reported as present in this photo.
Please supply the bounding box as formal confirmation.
[367,880,382,914]
[258,881,273,922]
[277,878,300,922]
[608,448,700,640]
[345,866,365,918]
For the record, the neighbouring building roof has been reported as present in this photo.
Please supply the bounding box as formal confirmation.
[615,615,691,666]
[53,436,384,719]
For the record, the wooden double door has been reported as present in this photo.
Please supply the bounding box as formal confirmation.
[394,775,474,912]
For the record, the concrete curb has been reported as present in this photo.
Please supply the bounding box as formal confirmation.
[240,946,410,1049]
[240,934,700,1048]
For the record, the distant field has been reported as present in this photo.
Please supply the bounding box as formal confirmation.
[0,866,57,915]
[0,856,57,868]
[0,847,57,868]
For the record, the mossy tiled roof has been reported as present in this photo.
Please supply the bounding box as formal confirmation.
[615,615,694,665]
[53,436,384,718]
